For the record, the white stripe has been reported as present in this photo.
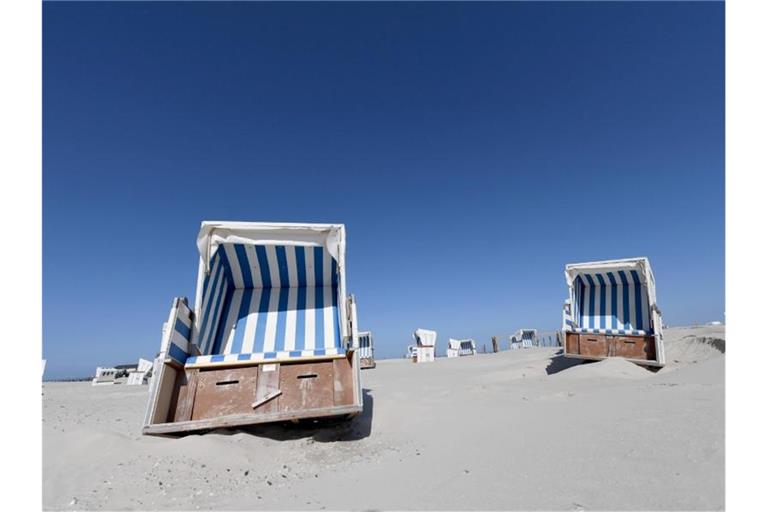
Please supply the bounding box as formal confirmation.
[286,246,299,287]
[244,245,262,288]
[285,287,297,351]
[222,289,243,354]
[266,246,281,288]
[170,330,189,352]
[323,260,334,349]
[628,284,638,331]
[594,276,602,330]
[223,244,244,288]
[241,289,260,353]
[304,250,316,350]
[616,280,624,330]
[585,281,593,330]
[263,288,279,352]
[176,307,192,328]
[606,277,613,330]
[199,256,220,324]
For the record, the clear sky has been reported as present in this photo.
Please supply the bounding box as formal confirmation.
[43,1,724,379]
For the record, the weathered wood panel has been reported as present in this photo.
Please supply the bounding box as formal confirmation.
[191,367,259,421]
[333,357,354,406]
[173,368,199,422]
[578,334,609,357]
[253,363,281,415]
[279,361,335,413]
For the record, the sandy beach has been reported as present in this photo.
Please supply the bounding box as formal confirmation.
[43,325,724,511]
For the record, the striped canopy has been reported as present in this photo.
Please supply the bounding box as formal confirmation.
[186,243,343,365]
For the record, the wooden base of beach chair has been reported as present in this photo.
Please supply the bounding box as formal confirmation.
[564,332,659,366]
[143,353,362,435]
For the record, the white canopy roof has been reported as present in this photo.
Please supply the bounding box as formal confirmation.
[197,221,345,271]
[413,328,437,347]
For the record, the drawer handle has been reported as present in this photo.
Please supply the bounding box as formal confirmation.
[586,338,599,342]
[216,379,239,386]
[623,340,636,344]
[297,373,318,379]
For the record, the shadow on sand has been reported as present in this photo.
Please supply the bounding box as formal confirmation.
[207,388,374,443]
[545,349,589,375]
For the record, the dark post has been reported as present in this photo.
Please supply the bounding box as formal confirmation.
[492,336,499,353]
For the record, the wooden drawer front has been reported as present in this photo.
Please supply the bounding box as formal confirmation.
[565,332,580,355]
[579,334,609,357]
[279,361,335,412]
[612,336,655,360]
[192,367,259,421]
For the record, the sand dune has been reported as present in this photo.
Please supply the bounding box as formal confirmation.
[43,325,724,510]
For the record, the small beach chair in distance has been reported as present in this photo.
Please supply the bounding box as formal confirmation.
[357,331,376,369]
[411,329,437,363]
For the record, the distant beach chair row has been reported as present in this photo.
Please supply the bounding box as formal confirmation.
[140,221,664,436]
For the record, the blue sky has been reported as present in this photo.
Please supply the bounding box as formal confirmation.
[43,1,724,379]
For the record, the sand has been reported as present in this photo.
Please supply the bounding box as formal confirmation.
[43,325,724,511]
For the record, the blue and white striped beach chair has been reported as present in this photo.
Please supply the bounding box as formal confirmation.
[143,222,363,435]
[561,257,665,366]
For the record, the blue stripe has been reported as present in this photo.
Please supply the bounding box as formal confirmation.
[289,350,302,357]
[234,244,254,288]
[631,270,643,330]
[217,246,235,289]
[205,276,228,353]
[197,257,224,350]
[211,354,225,362]
[314,247,324,345]
[254,287,271,353]
[596,274,606,329]
[296,285,306,351]
[237,353,251,361]
[296,246,307,287]
[619,270,631,330]
[331,257,338,287]
[168,343,188,364]
[295,246,307,350]
[314,246,324,287]
[585,274,596,330]
[255,246,272,288]
[210,287,233,355]
[174,318,190,340]
[607,272,618,330]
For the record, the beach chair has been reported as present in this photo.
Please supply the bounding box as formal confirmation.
[447,338,476,357]
[561,257,665,367]
[357,331,376,369]
[510,329,537,349]
[411,329,437,363]
[142,222,363,435]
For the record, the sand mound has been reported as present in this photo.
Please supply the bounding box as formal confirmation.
[663,335,725,367]
[552,356,653,380]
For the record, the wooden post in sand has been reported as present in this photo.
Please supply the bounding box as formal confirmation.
[492,336,498,353]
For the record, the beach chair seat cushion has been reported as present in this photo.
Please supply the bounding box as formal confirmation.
[571,327,651,336]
